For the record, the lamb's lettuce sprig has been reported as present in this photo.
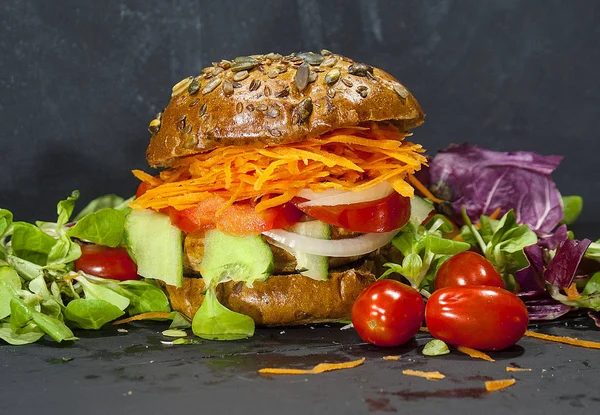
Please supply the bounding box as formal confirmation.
[381,213,470,295]
[0,192,170,345]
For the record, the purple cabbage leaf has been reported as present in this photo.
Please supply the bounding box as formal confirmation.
[427,144,564,235]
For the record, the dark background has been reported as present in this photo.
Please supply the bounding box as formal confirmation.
[1,0,598,237]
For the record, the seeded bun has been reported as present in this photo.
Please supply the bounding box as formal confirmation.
[146,51,425,167]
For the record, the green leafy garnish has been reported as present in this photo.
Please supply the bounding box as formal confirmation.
[381,217,470,291]
[422,339,450,356]
[460,209,537,291]
[0,191,174,345]
[561,195,583,225]
[192,286,254,341]
[67,208,127,247]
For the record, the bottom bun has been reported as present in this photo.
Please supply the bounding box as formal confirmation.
[163,267,376,326]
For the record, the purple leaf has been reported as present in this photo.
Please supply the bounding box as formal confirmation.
[516,245,546,294]
[538,224,568,250]
[546,238,592,288]
[524,299,572,320]
[588,311,600,328]
[428,144,563,234]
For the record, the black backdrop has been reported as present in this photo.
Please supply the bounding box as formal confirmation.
[1,0,599,236]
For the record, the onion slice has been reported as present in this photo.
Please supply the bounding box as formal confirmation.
[296,181,395,207]
[262,229,400,258]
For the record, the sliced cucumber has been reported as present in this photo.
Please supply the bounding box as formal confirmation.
[409,196,434,228]
[124,209,183,287]
[290,220,331,280]
[200,229,274,288]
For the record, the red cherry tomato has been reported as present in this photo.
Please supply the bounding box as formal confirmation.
[352,280,425,347]
[74,244,139,281]
[434,251,504,290]
[425,286,528,351]
[292,192,411,233]
[165,196,303,236]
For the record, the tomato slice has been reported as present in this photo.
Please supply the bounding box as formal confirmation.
[135,182,152,198]
[74,244,139,281]
[166,196,303,236]
[292,192,411,233]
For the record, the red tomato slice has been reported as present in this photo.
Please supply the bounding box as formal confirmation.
[74,244,139,281]
[166,197,303,236]
[135,182,152,198]
[292,192,411,233]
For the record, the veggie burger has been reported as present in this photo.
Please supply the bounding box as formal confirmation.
[127,51,426,332]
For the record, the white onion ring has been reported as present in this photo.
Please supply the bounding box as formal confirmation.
[262,229,400,258]
[296,181,395,207]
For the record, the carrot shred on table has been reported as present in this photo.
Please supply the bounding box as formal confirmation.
[564,283,582,300]
[506,367,532,372]
[402,369,445,380]
[407,174,444,204]
[419,326,430,333]
[456,346,495,362]
[129,123,427,212]
[485,379,516,392]
[258,357,366,375]
[112,312,172,325]
[524,330,600,349]
[382,355,402,361]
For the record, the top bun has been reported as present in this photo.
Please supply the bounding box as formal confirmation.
[146,51,425,167]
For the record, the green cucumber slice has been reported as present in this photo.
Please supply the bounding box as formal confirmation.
[200,229,274,287]
[124,209,183,287]
[290,220,331,280]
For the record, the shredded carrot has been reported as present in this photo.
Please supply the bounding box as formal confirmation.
[408,174,444,204]
[132,169,163,187]
[130,123,427,213]
[488,207,502,220]
[524,330,600,349]
[419,327,430,333]
[457,346,495,362]
[382,355,402,361]
[506,367,532,372]
[258,357,366,375]
[402,369,445,380]
[485,379,516,392]
[564,283,582,300]
[112,312,172,325]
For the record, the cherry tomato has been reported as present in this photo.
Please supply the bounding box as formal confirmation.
[425,286,528,351]
[74,244,139,281]
[166,196,303,236]
[292,192,411,233]
[434,251,504,290]
[352,280,425,347]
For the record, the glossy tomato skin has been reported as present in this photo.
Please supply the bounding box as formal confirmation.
[293,192,411,233]
[166,197,303,236]
[352,280,425,347]
[425,286,528,351]
[434,251,504,290]
[74,244,139,281]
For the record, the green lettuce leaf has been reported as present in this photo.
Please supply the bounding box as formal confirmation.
[10,222,57,265]
[561,195,583,225]
[65,298,124,329]
[192,287,254,340]
[67,208,126,247]
[73,194,131,221]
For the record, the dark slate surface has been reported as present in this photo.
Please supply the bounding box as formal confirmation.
[1,317,599,414]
